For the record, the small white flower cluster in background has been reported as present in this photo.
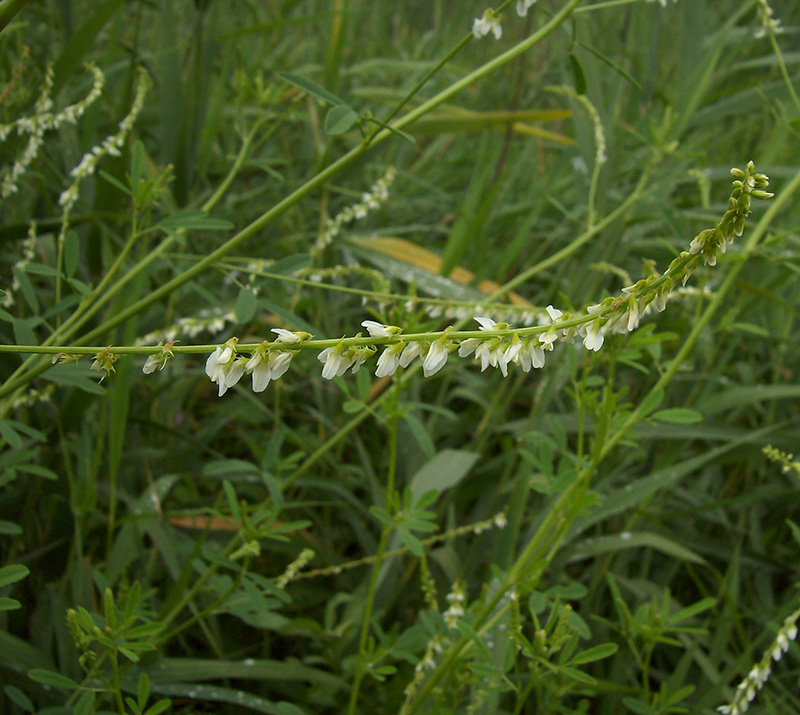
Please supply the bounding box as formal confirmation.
[1,64,105,200]
[276,548,316,589]
[762,445,800,478]
[717,609,800,715]
[755,0,782,38]
[2,221,38,308]
[137,308,236,346]
[472,10,502,39]
[550,86,606,166]
[58,68,150,217]
[472,1,538,40]
[312,166,396,257]
[443,583,466,629]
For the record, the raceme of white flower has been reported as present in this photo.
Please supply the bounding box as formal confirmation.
[136,308,236,346]
[754,0,783,39]
[2,221,38,308]
[472,10,502,40]
[716,608,800,715]
[312,166,396,257]
[516,0,538,16]
[549,86,606,166]
[132,163,770,397]
[58,68,150,216]
[1,64,105,200]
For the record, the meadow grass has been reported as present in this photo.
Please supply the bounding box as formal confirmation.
[1,1,800,713]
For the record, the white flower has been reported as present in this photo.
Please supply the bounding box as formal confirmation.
[422,340,449,377]
[361,320,401,339]
[142,354,163,374]
[474,341,494,372]
[458,338,481,358]
[516,0,537,15]
[269,351,293,380]
[271,328,311,344]
[399,341,425,368]
[318,343,353,380]
[540,325,558,349]
[513,339,545,371]
[472,11,502,39]
[142,341,175,374]
[246,349,272,392]
[474,316,498,330]
[583,322,604,351]
[205,339,245,396]
[375,343,404,378]
[545,304,563,321]
[349,345,375,374]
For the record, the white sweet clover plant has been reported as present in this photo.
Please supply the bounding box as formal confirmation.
[115,162,771,396]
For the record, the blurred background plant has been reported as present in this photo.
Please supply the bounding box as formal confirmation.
[1,1,799,713]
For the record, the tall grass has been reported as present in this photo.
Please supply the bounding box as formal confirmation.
[1,1,799,714]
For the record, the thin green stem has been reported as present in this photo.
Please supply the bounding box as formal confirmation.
[766,18,800,118]
[348,386,400,715]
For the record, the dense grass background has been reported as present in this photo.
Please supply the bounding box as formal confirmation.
[1,0,800,713]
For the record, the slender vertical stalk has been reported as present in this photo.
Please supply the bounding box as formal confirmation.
[347,386,400,715]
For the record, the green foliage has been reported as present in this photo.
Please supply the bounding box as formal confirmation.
[1,1,800,714]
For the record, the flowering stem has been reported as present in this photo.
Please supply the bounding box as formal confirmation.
[347,386,400,715]
[404,164,793,713]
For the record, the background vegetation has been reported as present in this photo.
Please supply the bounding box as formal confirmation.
[1,0,799,713]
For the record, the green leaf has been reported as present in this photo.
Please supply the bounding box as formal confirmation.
[27,668,79,689]
[138,673,151,711]
[668,597,716,625]
[560,666,596,685]
[4,684,34,712]
[0,597,21,610]
[64,231,80,277]
[157,210,234,231]
[787,519,800,548]
[622,697,657,715]
[0,520,22,535]
[370,507,394,527]
[45,363,106,395]
[68,277,93,296]
[409,449,479,506]
[578,41,642,90]
[0,564,29,588]
[397,528,424,556]
[652,408,703,424]
[639,388,664,418]
[325,104,359,135]
[570,642,618,665]
[0,420,23,449]
[23,263,62,278]
[223,479,241,525]
[12,266,38,314]
[144,700,172,715]
[569,53,587,95]
[278,72,347,106]
[569,532,706,565]
[74,690,95,715]
[235,286,257,324]
[100,168,133,196]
